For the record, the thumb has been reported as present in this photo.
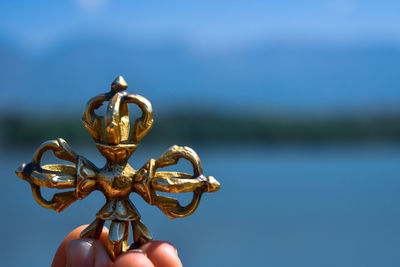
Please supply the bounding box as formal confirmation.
[66,239,112,267]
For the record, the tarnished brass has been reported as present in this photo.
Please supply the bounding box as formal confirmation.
[15,76,220,259]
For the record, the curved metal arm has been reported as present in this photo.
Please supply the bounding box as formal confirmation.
[15,138,84,212]
[81,93,108,142]
[134,145,220,218]
[124,93,153,144]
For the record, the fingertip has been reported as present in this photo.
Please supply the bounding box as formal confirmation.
[141,241,182,267]
[91,239,113,267]
[114,250,155,267]
[52,225,109,267]
[140,241,177,255]
[66,239,94,267]
[64,239,112,267]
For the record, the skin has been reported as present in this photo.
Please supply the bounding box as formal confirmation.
[52,225,183,267]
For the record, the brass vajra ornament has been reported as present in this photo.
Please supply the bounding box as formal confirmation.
[15,76,220,259]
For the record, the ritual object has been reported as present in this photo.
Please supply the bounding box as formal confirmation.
[15,76,220,259]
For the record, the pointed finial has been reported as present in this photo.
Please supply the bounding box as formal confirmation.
[111,76,128,91]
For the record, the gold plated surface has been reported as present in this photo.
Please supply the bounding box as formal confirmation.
[15,76,220,259]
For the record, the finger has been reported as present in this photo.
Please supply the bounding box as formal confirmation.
[52,225,109,267]
[113,250,155,267]
[65,239,112,267]
[140,241,182,267]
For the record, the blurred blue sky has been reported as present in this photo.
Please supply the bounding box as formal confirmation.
[2,0,400,50]
[0,0,399,114]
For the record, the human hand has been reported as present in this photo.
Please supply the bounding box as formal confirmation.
[52,225,183,267]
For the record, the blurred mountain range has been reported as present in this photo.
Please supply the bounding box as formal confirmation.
[1,35,400,146]
[1,35,400,116]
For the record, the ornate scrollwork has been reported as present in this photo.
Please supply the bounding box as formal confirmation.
[16,76,220,259]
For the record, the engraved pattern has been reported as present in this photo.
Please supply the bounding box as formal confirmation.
[15,76,220,259]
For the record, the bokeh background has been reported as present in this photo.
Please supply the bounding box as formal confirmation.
[1,1,400,266]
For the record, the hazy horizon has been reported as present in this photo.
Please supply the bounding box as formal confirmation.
[1,0,400,116]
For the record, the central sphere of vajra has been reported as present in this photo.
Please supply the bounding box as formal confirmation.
[15,76,220,259]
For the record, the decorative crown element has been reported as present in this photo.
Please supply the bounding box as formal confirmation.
[81,76,153,163]
[16,75,220,259]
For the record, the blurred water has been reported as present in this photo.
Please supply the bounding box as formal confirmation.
[1,144,400,266]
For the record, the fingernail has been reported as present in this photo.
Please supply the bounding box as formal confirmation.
[66,239,95,267]
[129,248,145,253]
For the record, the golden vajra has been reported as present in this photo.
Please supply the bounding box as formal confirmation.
[15,76,220,259]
